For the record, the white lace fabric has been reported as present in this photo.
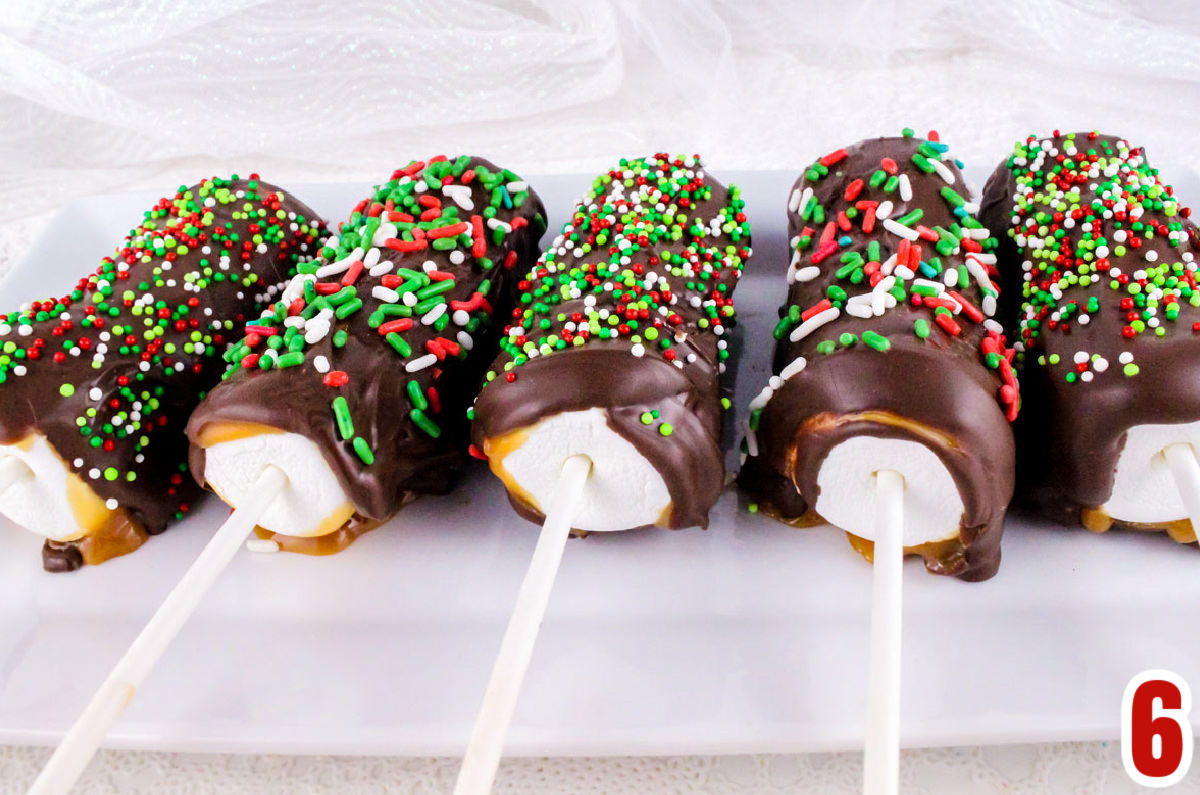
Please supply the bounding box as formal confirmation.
[3,0,1200,791]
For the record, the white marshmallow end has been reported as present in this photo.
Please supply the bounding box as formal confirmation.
[0,435,98,542]
[1105,420,1200,525]
[490,408,670,532]
[815,436,964,546]
[204,431,353,537]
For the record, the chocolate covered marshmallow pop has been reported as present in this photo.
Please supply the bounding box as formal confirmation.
[188,155,546,553]
[739,131,1018,582]
[737,131,1019,795]
[0,177,325,571]
[455,154,751,794]
[980,131,1200,541]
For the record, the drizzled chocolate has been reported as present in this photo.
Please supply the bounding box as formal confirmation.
[188,156,546,538]
[0,177,324,571]
[739,134,1017,581]
[979,132,1200,530]
[470,154,751,530]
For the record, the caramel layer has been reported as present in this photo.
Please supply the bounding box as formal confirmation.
[1081,506,1196,544]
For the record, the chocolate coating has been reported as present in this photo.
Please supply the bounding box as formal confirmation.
[0,177,325,570]
[188,156,546,528]
[739,135,1017,581]
[979,131,1200,526]
[471,154,751,530]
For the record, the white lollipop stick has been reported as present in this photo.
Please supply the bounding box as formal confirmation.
[1163,443,1200,540]
[863,469,904,795]
[454,454,592,795]
[27,465,288,795]
[0,455,32,495]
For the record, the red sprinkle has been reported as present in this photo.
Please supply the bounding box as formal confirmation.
[801,299,833,322]
[820,148,847,167]
[935,313,962,336]
[378,318,413,335]
[385,238,428,253]
[341,261,363,286]
[323,370,350,387]
[949,290,984,323]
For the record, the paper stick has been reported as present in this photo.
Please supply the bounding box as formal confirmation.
[863,469,904,795]
[27,465,288,795]
[454,454,592,795]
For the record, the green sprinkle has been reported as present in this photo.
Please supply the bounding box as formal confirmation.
[352,436,375,465]
[862,330,891,352]
[658,423,673,436]
[411,409,442,438]
[59,384,75,397]
[332,396,354,440]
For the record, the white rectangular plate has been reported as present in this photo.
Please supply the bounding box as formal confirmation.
[1,166,1199,757]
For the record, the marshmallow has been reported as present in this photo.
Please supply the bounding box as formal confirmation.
[1104,421,1200,525]
[203,430,354,537]
[0,434,110,542]
[815,436,964,547]
[487,408,671,532]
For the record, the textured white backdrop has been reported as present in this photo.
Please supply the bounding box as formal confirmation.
[2,0,1200,792]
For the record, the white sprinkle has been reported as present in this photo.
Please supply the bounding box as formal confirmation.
[875,200,894,220]
[313,355,330,373]
[1094,357,1109,373]
[794,265,821,283]
[929,158,956,184]
[631,343,645,357]
[372,286,400,304]
[363,247,381,270]
[1080,371,1094,383]
[403,291,418,307]
[898,174,913,201]
[893,265,915,281]
[845,299,873,319]
[507,180,528,193]
[983,319,1004,334]
[246,538,280,553]
[442,183,474,210]
[1119,352,1134,364]
[406,354,438,372]
[452,309,471,326]
[421,303,447,325]
[743,420,758,458]
[883,218,919,241]
[449,250,465,265]
[304,321,330,344]
[780,356,807,380]
[789,306,840,342]
[982,295,997,317]
[89,468,100,480]
[1074,351,1089,364]
[748,385,775,412]
[788,188,803,213]
[457,331,474,351]
[316,247,363,278]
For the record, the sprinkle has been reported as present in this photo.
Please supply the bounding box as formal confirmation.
[332,396,354,440]
[352,436,374,465]
[862,330,891,351]
[406,353,438,372]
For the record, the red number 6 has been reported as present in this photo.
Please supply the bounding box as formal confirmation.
[1122,670,1193,787]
